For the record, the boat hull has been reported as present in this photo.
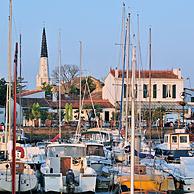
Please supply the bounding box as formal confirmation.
[118,174,175,192]
[44,173,96,193]
[0,173,38,192]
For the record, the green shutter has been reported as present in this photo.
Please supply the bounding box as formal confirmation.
[143,84,147,98]
[153,84,157,98]
[163,84,167,98]
[172,85,176,98]
[124,84,126,98]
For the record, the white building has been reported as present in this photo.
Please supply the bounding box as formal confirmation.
[102,68,184,109]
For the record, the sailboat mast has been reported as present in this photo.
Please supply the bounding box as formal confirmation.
[137,14,142,131]
[125,14,130,145]
[58,31,62,140]
[119,23,127,132]
[19,34,22,130]
[148,28,152,142]
[131,46,136,194]
[79,41,82,132]
[12,42,18,194]
[8,0,12,140]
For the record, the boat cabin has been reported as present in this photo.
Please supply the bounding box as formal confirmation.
[163,133,191,150]
[85,143,105,157]
[46,143,87,175]
[81,128,113,147]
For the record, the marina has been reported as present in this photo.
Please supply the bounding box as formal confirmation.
[1,0,194,193]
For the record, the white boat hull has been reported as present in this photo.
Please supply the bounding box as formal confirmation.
[44,173,96,193]
[0,173,38,192]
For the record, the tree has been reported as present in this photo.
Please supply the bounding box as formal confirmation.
[0,78,7,106]
[81,76,96,96]
[31,103,41,127]
[83,104,103,127]
[41,82,53,99]
[64,103,73,122]
[69,85,79,96]
[17,77,27,93]
[143,106,166,127]
[52,64,79,84]
[40,109,48,125]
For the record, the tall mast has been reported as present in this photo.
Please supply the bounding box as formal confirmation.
[8,0,12,140]
[19,33,22,130]
[131,46,136,194]
[125,14,130,145]
[58,31,62,140]
[114,2,125,128]
[12,42,18,194]
[119,23,127,133]
[79,41,82,133]
[148,28,152,143]
[137,14,142,131]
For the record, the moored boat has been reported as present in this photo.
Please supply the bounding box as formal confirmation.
[0,161,38,192]
[41,142,97,193]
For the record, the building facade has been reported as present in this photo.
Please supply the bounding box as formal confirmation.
[102,68,184,108]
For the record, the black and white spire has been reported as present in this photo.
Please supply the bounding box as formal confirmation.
[40,27,48,58]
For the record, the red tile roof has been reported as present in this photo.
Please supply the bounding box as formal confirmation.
[110,68,180,79]
[17,89,43,97]
[47,99,114,109]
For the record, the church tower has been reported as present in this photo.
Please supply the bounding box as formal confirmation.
[36,27,49,89]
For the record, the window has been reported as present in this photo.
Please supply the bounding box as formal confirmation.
[180,136,188,143]
[167,84,172,97]
[153,84,157,98]
[172,135,177,143]
[191,97,194,102]
[124,84,126,98]
[172,85,176,98]
[163,84,174,98]
[164,135,168,143]
[143,84,148,98]
[163,84,167,98]
[135,84,138,98]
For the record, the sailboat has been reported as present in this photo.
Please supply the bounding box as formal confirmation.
[117,29,176,193]
[0,41,38,192]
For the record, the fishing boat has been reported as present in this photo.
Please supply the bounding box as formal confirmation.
[155,128,194,162]
[41,142,97,193]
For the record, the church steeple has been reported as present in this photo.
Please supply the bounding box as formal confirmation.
[36,27,49,89]
[41,27,48,58]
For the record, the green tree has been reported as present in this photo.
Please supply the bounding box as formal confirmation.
[69,85,79,96]
[64,103,73,122]
[17,77,27,93]
[81,76,96,95]
[41,82,53,99]
[40,110,48,125]
[31,103,41,120]
[83,104,103,127]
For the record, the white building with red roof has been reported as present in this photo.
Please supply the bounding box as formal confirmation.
[102,68,184,110]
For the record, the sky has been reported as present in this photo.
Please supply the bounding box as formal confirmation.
[0,0,194,89]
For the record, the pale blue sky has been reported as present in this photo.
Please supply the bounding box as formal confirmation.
[0,0,194,89]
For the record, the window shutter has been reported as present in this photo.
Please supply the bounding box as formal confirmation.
[172,85,176,98]
[153,84,157,98]
[124,84,126,98]
[163,84,167,98]
[143,84,147,98]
